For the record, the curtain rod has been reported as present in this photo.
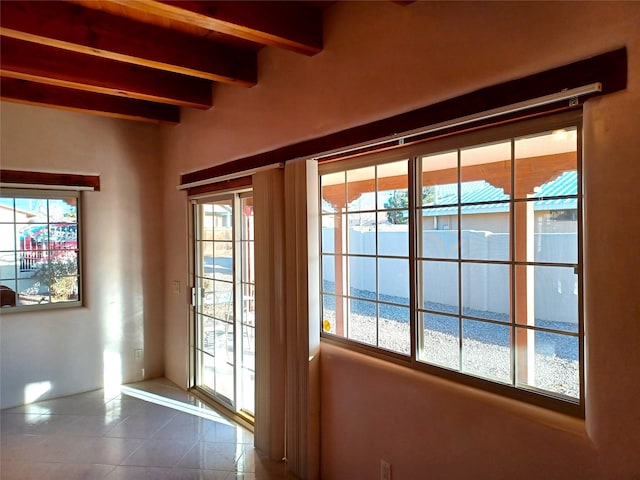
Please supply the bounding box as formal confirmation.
[177,81,602,189]
[310,82,602,162]
[0,183,95,191]
[177,162,284,191]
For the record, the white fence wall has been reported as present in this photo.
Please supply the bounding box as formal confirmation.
[322,229,578,324]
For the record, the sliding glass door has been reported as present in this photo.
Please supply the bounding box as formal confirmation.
[192,192,255,418]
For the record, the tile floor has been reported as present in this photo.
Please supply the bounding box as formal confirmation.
[1,378,297,479]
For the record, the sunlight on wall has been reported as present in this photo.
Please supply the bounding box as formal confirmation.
[23,381,52,404]
[103,349,122,399]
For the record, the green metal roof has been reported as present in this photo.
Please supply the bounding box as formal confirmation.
[423,170,577,216]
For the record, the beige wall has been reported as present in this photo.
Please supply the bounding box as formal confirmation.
[0,103,165,408]
[2,0,636,477]
[163,2,640,478]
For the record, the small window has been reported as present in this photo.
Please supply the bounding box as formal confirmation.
[0,189,82,310]
[320,111,583,413]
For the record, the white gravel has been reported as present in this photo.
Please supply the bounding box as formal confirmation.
[323,311,579,399]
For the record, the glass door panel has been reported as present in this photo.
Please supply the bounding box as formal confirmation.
[193,193,255,418]
[239,196,255,416]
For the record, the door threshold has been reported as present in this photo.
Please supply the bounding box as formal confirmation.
[190,387,255,432]
[237,409,255,426]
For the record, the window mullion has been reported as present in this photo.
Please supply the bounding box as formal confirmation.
[510,138,517,388]
[45,198,51,304]
[457,148,463,373]
[408,156,418,362]
[374,167,380,349]
[343,176,349,340]
[576,121,585,408]
[12,198,18,285]
[233,194,242,409]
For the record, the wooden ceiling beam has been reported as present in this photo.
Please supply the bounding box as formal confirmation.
[109,0,323,56]
[1,37,213,109]
[1,78,179,125]
[0,1,257,86]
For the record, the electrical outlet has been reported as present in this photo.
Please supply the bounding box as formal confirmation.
[381,460,391,480]
[134,348,143,360]
[172,280,180,294]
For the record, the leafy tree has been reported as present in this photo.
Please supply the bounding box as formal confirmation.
[384,187,435,224]
[384,190,409,224]
[422,186,435,205]
[32,257,78,301]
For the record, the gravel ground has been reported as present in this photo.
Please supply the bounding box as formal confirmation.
[322,309,580,399]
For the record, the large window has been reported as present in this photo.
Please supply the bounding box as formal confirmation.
[320,112,583,411]
[0,189,81,309]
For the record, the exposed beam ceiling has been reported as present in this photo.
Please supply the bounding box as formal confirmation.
[0,0,328,124]
[1,37,213,109]
[103,0,324,55]
[1,76,180,124]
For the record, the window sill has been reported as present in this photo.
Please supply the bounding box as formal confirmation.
[0,301,82,314]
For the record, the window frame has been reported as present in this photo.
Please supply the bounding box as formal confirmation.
[189,186,257,423]
[0,188,83,312]
[318,111,584,416]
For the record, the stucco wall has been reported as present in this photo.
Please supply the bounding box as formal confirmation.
[0,104,165,408]
[161,1,640,478]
